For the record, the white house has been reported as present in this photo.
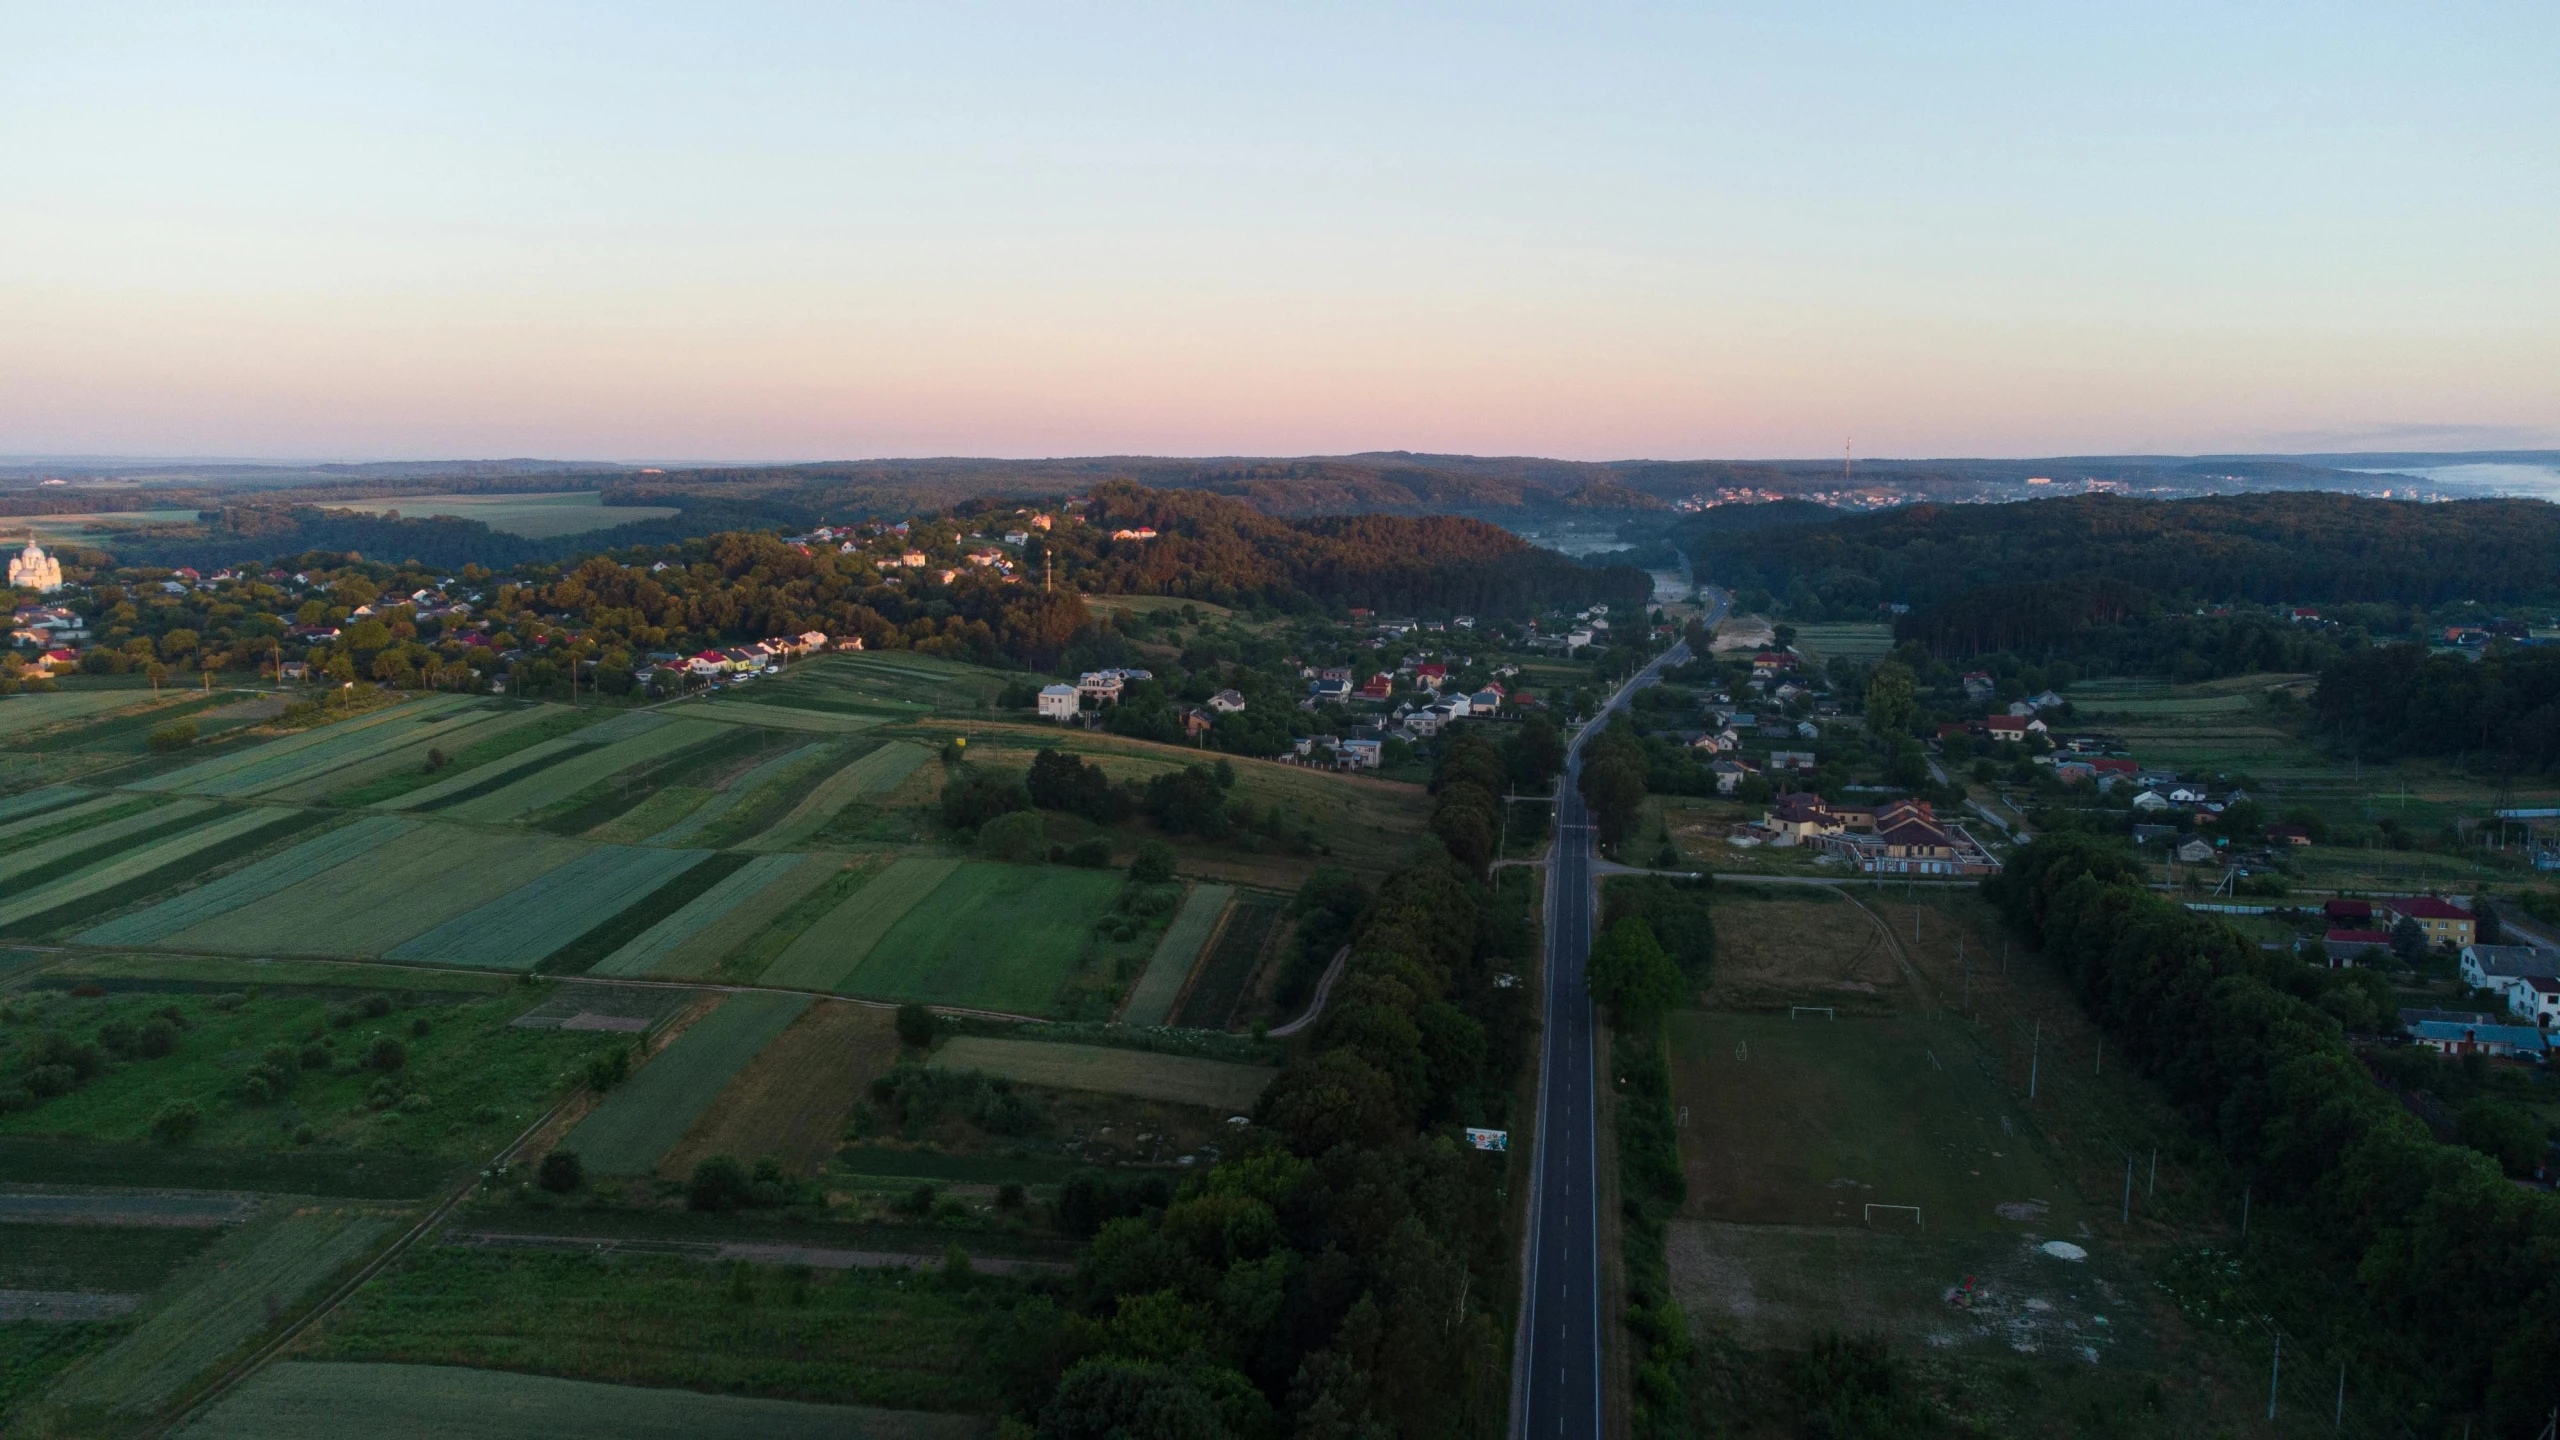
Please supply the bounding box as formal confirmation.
[2503,974,2560,1027]
[1338,738,1383,770]
[1037,684,1081,721]
[2462,944,2560,992]
[1208,690,1247,714]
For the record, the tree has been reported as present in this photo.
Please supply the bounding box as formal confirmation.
[941,767,1030,831]
[689,1155,753,1211]
[1578,717,1648,851]
[149,1099,201,1146]
[1864,662,1917,738]
[2390,915,2428,965]
[2474,896,2505,946]
[2456,1098,2546,1178]
[537,1149,584,1193]
[895,1002,936,1049]
[146,719,199,752]
[1129,841,1176,884]
[1586,918,1684,1028]
[977,809,1048,861]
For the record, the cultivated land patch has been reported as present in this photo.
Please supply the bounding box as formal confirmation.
[0,790,136,844]
[0,797,212,883]
[79,814,421,946]
[270,704,553,804]
[564,992,814,1174]
[0,784,90,824]
[662,1000,898,1178]
[1174,893,1285,1030]
[169,696,486,798]
[1786,622,1896,664]
[590,853,817,978]
[1119,884,1234,1026]
[132,697,462,795]
[1703,892,1905,1013]
[930,1036,1275,1111]
[175,1361,990,1440]
[759,857,958,992]
[1666,1010,2079,1235]
[691,700,886,733]
[728,653,1008,723]
[443,718,722,823]
[385,845,710,969]
[162,825,587,957]
[842,863,1120,1014]
[746,741,929,851]
[646,741,834,845]
[314,490,682,537]
[0,1193,258,1228]
[0,690,155,738]
[0,806,306,933]
[40,952,515,996]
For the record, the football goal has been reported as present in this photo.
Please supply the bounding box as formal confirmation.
[1789,1006,1837,1020]
[1863,1203,1924,1232]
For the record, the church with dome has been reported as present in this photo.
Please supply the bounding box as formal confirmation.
[10,541,63,593]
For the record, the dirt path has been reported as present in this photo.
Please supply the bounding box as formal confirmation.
[441,1229,1071,1276]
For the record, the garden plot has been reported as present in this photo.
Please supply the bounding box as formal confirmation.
[743,741,929,851]
[0,797,211,882]
[0,690,155,738]
[0,789,129,843]
[691,699,885,733]
[843,864,1122,1014]
[174,696,486,797]
[386,846,710,970]
[757,857,958,991]
[0,1193,259,1228]
[562,992,813,1174]
[160,825,587,957]
[42,1206,394,1416]
[0,807,300,931]
[930,1036,1275,1111]
[510,984,699,1034]
[378,734,596,811]
[662,1001,898,1178]
[590,854,819,978]
[442,718,723,823]
[130,697,460,794]
[619,853,844,980]
[0,784,89,824]
[174,1362,988,1440]
[266,705,552,804]
[727,652,1005,721]
[1119,884,1233,1026]
[1174,893,1285,1030]
[648,741,834,844]
[79,815,421,946]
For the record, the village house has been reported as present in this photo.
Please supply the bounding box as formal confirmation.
[1180,707,1216,740]
[1961,671,1994,700]
[1355,673,1394,701]
[2387,896,2475,948]
[1983,714,2047,743]
[2323,929,2393,964]
[1708,758,1758,795]
[2503,974,2560,1027]
[1208,690,1247,714]
[2402,1010,2549,1059]
[2460,943,2560,992]
[1037,684,1081,721]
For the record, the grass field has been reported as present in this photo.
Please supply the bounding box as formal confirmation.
[661,1001,899,1179]
[1786,623,1895,664]
[0,797,210,883]
[842,864,1122,1014]
[0,690,155,738]
[1174,894,1285,1030]
[930,1036,1275,1110]
[590,854,817,978]
[317,490,681,537]
[385,846,710,970]
[722,653,1009,723]
[758,858,958,991]
[0,790,144,846]
[0,807,307,933]
[563,992,814,1174]
[267,704,554,804]
[298,1247,1018,1414]
[177,1361,989,1440]
[644,741,835,844]
[364,711,606,810]
[0,784,89,823]
[690,700,887,734]
[161,825,588,957]
[1701,891,1905,1013]
[745,742,929,851]
[42,952,517,995]
[42,1206,394,1416]
[1118,884,1233,1026]
[78,815,421,946]
[442,718,723,823]
[167,696,486,798]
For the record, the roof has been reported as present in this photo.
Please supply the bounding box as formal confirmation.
[2326,929,2392,948]
[2517,975,2560,996]
[2324,899,2372,919]
[2408,1020,2549,1052]
[1039,684,1077,695]
[2466,944,2560,979]
[2393,896,2472,921]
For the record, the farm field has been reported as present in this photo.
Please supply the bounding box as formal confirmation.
[1785,622,1895,664]
[441,717,723,823]
[0,790,152,847]
[78,814,421,946]
[0,784,91,823]
[316,490,681,537]
[385,845,709,969]
[1700,890,1904,1013]
[267,704,554,804]
[745,741,928,851]
[0,807,314,935]
[364,710,608,810]
[930,1036,1275,1110]
[1118,884,1233,1026]
[0,690,155,738]
[662,1001,899,1178]
[721,652,1009,722]
[159,825,587,957]
[758,858,958,991]
[691,699,885,733]
[841,864,1121,1014]
[590,853,820,978]
[645,740,834,844]
[159,696,487,798]
[296,1246,1019,1415]
[176,1361,989,1440]
[1173,893,1285,1030]
[563,992,813,1174]
[0,797,213,882]
[42,951,517,995]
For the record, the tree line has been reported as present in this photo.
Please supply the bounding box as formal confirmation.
[2311,641,2560,767]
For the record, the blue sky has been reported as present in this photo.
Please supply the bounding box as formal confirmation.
[2,2,2552,461]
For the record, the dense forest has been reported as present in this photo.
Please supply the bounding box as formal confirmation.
[1693,493,2560,618]
[2311,642,2560,766]
[1994,836,2560,1433]
[1891,582,2354,678]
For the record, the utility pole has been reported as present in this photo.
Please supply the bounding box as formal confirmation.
[2148,1147,2157,1201]
[2334,1363,2344,1432]
[2121,1156,2132,1223]
[2242,1186,2251,1240]
[2268,1331,2281,1421]
[2029,1020,2040,1099]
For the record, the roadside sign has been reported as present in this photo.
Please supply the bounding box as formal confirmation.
[1465,1128,1508,1152]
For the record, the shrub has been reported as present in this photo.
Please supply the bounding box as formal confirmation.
[689,1155,753,1212]
[976,810,1048,863]
[149,1100,201,1145]
[537,1149,584,1193]
[1067,838,1113,868]
[0,1087,37,1113]
[997,1182,1027,1210]
[1128,841,1175,884]
[25,1064,78,1099]
[298,1042,331,1070]
[146,720,200,752]
[408,1015,432,1038]
[895,1003,936,1050]
[586,1045,629,1091]
[134,1017,178,1059]
[292,1124,315,1145]
[363,1035,407,1073]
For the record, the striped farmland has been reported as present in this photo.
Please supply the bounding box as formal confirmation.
[0,798,209,883]
[645,742,833,845]
[171,696,484,797]
[0,785,90,824]
[1118,884,1233,1027]
[0,807,296,929]
[263,705,553,803]
[622,853,843,979]
[130,696,464,793]
[589,853,816,977]
[563,991,813,1174]
[441,718,721,823]
[743,741,930,851]
[0,690,154,738]
[0,789,128,843]
[757,856,959,991]
[160,826,586,957]
[689,699,885,733]
[385,845,710,969]
[78,815,422,946]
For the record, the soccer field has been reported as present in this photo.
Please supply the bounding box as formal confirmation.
[1667,1010,2082,1236]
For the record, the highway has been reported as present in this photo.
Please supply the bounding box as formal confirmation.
[1513,583,1716,1439]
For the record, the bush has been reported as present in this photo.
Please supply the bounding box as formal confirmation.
[25,1064,77,1099]
[364,1035,407,1073]
[149,1100,201,1145]
[1128,841,1175,884]
[895,1003,936,1050]
[976,810,1048,863]
[408,1015,432,1038]
[997,1182,1027,1210]
[688,1155,753,1211]
[1066,838,1113,868]
[537,1149,584,1193]
[134,1017,178,1059]
[586,1045,629,1091]
[146,720,200,752]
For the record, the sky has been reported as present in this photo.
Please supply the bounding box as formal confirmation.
[2,2,2554,464]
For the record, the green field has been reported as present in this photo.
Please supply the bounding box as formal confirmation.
[1118,883,1233,1026]
[745,741,930,851]
[930,1036,1275,1110]
[562,991,813,1174]
[0,807,308,933]
[0,784,91,823]
[840,863,1121,1014]
[164,696,486,798]
[176,1362,988,1440]
[628,854,845,980]
[297,1247,1019,1415]
[590,854,815,978]
[315,490,682,537]
[1786,623,1895,664]
[161,826,587,957]
[759,858,958,992]
[371,714,618,811]
[0,790,150,848]
[645,741,835,844]
[79,815,421,946]
[718,653,1008,723]
[442,718,723,823]
[0,797,210,883]
[1173,894,1284,1030]
[0,690,155,738]
[267,704,554,804]
[691,700,886,734]
[385,846,710,969]
[41,1207,394,1417]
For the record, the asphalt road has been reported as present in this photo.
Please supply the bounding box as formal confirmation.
[1514,588,1714,1439]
